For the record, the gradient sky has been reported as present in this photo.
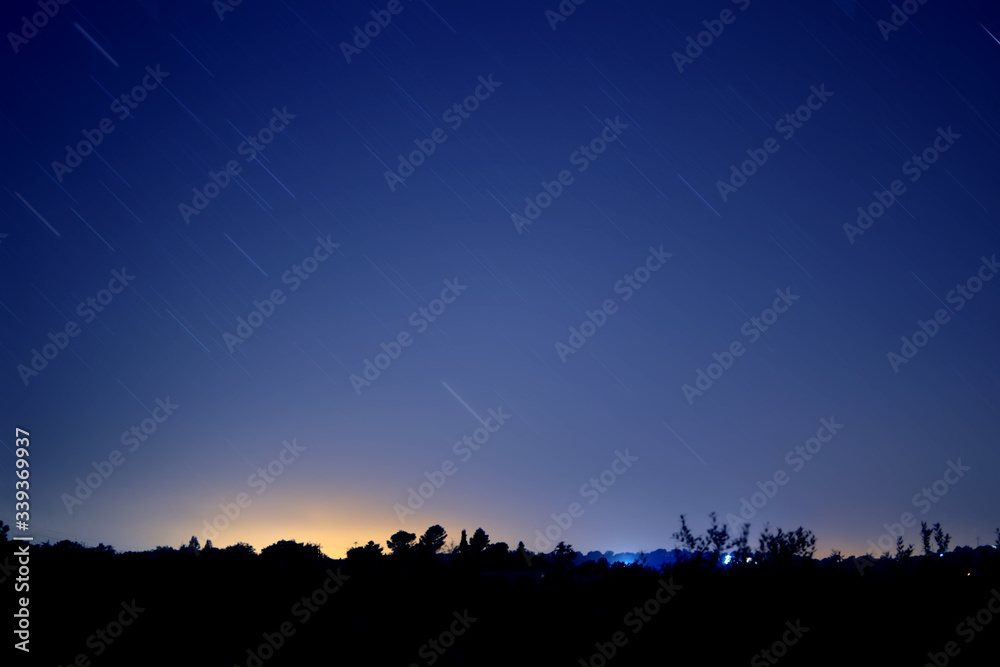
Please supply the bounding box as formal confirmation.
[2,0,999,560]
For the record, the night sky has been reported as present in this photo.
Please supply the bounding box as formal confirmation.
[2,0,999,560]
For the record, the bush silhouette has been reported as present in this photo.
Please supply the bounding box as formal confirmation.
[346,540,383,566]
[756,524,816,566]
[672,512,751,565]
[260,539,323,565]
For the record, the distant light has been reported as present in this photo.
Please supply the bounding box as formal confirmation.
[722,554,732,565]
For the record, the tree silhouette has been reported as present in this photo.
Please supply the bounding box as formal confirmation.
[95,543,116,555]
[932,523,951,554]
[894,536,914,561]
[387,530,417,555]
[705,512,729,557]
[920,521,934,556]
[516,540,532,566]
[456,529,469,555]
[729,522,752,565]
[346,540,383,566]
[53,539,86,553]
[485,542,509,558]
[469,527,490,555]
[418,525,447,555]
[260,539,323,564]
[671,514,708,556]
[673,513,749,565]
[551,541,577,568]
[757,525,816,566]
[223,542,256,559]
[0,519,9,543]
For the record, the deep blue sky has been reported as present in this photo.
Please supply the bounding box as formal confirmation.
[2,0,999,558]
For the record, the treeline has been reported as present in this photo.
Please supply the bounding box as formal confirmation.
[4,516,1000,666]
[4,515,999,570]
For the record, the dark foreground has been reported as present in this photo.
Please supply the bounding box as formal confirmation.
[12,543,1000,666]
